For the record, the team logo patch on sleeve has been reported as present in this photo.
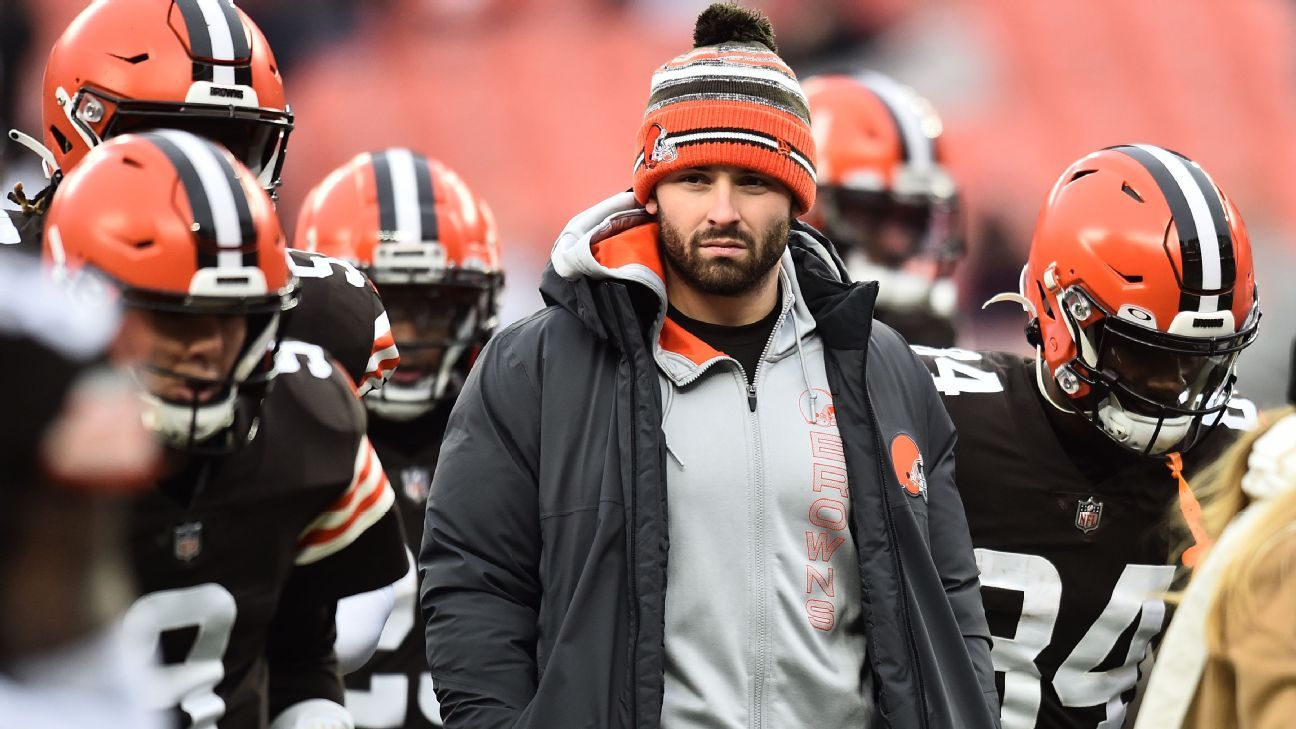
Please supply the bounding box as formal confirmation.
[1075,496,1104,534]
[890,434,927,501]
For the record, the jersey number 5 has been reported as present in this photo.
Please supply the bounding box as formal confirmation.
[287,251,367,288]
[975,549,1174,729]
[123,583,238,729]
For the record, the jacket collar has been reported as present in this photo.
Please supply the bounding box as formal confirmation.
[541,191,877,364]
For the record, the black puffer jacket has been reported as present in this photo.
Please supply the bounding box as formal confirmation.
[420,205,999,729]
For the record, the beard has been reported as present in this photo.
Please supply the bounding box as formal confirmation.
[659,217,790,296]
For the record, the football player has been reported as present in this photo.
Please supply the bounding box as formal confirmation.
[43,130,409,729]
[913,144,1260,729]
[3,0,398,394]
[294,149,503,729]
[0,251,163,729]
[803,72,964,346]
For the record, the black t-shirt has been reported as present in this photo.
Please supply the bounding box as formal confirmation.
[666,299,781,384]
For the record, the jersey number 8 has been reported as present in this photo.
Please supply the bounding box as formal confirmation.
[123,583,238,729]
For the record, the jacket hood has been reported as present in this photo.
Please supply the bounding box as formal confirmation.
[541,191,877,361]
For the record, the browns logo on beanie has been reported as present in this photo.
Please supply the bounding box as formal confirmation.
[632,3,817,213]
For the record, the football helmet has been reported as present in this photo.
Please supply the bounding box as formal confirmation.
[1004,144,1259,455]
[43,130,297,450]
[34,0,291,192]
[803,72,962,324]
[294,149,502,421]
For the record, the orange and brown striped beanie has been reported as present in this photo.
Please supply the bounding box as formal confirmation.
[632,3,817,213]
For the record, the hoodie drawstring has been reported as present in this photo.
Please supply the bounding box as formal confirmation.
[789,305,818,412]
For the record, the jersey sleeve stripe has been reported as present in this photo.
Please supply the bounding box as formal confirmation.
[295,438,397,565]
[303,443,383,531]
[357,313,400,397]
[300,472,392,547]
[326,445,378,515]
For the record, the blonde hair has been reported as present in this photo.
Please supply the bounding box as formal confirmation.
[1182,406,1296,632]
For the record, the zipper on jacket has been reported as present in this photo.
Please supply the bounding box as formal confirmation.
[606,290,642,729]
[861,374,930,728]
[742,292,791,413]
[657,286,791,727]
[743,300,789,729]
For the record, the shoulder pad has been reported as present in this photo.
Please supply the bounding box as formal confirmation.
[910,345,1010,397]
[269,339,366,439]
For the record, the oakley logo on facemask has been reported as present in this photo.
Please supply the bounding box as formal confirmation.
[1116,305,1157,328]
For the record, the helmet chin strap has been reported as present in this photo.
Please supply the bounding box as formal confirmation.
[1032,346,1075,414]
[367,377,436,421]
[139,386,239,449]
[1096,396,1190,455]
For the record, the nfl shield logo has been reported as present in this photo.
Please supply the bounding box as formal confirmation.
[174,522,203,563]
[1075,497,1103,534]
[401,466,431,502]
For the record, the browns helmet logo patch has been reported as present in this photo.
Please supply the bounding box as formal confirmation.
[645,123,677,168]
[798,388,836,426]
[890,434,927,501]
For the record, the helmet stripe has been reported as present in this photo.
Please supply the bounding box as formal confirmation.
[859,72,934,169]
[174,0,213,82]
[412,151,440,243]
[372,149,438,244]
[145,131,258,271]
[175,0,251,86]
[371,151,399,238]
[386,149,423,242]
[1113,145,1233,313]
[1180,155,1236,312]
[212,0,251,60]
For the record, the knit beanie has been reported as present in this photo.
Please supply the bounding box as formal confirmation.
[632,3,817,213]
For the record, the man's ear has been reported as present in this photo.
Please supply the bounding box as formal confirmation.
[645,196,659,215]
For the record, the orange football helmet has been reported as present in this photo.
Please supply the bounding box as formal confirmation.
[804,72,962,336]
[1012,144,1259,455]
[294,149,502,420]
[44,130,296,450]
[36,0,291,192]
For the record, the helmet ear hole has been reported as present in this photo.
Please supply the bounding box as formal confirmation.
[1035,281,1055,320]
[49,125,73,154]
